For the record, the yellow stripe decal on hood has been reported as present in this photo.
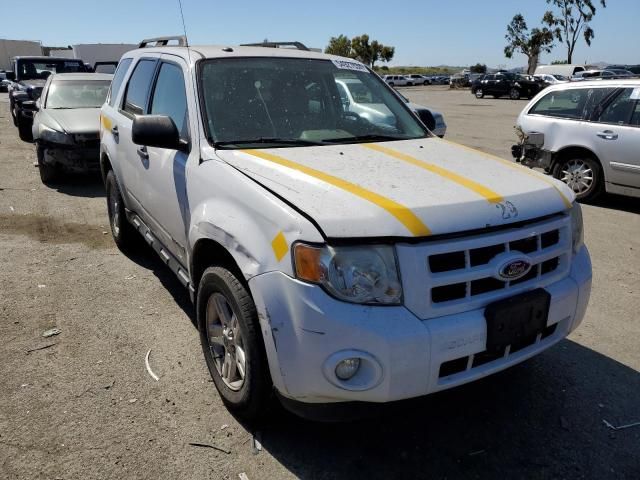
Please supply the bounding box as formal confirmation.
[363,143,504,204]
[241,149,431,236]
[438,138,573,208]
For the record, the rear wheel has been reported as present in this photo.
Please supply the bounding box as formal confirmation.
[18,117,33,142]
[509,88,521,100]
[553,155,603,202]
[197,266,272,420]
[475,89,484,99]
[36,145,57,184]
[105,170,137,250]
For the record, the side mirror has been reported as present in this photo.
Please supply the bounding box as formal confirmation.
[6,71,15,81]
[132,115,189,152]
[22,100,38,112]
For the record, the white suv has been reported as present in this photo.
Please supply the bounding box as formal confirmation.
[100,36,592,420]
[513,79,640,201]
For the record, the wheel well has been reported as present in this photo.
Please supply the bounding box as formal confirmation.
[552,146,601,172]
[100,153,113,185]
[191,238,246,294]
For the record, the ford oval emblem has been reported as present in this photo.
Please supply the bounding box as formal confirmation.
[498,259,532,280]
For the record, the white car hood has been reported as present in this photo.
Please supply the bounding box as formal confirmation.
[216,138,574,239]
[42,108,101,135]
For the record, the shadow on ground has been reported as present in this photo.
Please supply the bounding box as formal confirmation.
[46,173,105,198]
[118,230,640,479]
[591,193,640,215]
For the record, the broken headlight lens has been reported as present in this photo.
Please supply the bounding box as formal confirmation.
[39,125,73,145]
[293,243,402,305]
[570,202,584,253]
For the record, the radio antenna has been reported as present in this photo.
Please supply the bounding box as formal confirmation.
[176,0,206,160]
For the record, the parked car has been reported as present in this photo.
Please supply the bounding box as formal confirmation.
[383,74,412,86]
[30,73,112,183]
[572,69,635,81]
[6,56,89,141]
[473,72,544,100]
[534,74,570,86]
[405,74,431,85]
[513,79,640,201]
[100,36,590,421]
[534,64,587,78]
[336,78,447,137]
[0,71,9,92]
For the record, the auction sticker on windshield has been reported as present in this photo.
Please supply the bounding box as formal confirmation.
[332,59,369,73]
[630,88,640,100]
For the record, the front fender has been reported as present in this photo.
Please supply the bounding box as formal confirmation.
[187,159,324,281]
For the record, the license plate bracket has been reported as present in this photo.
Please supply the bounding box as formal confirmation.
[484,288,551,353]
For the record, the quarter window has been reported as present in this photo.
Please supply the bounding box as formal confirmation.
[122,59,157,115]
[529,88,589,119]
[108,58,133,107]
[149,62,189,138]
[596,88,637,126]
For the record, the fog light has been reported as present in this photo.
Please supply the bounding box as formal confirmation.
[335,358,360,381]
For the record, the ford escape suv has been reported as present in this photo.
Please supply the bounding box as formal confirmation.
[100,36,592,420]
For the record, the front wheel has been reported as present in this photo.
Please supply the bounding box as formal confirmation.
[475,89,484,99]
[36,145,57,184]
[509,88,521,100]
[197,267,272,420]
[18,117,33,142]
[553,156,603,202]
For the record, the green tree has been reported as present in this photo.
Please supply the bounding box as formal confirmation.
[325,35,352,58]
[504,14,555,74]
[350,34,395,68]
[544,0,607,64]
[470,63,487,73]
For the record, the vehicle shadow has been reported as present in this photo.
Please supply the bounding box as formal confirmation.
[45,172,106,198]
[249,341,640,479]
[591,193,640,214]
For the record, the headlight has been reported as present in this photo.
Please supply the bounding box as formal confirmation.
[570,202,584,253]
[39,125,73,145]
[293,243,402,305]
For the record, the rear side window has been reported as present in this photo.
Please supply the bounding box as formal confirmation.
[597,88,638,126]
[122,59,157,115]
[529,88,589,119]
[149,62,189,138]
[108,58,133,107]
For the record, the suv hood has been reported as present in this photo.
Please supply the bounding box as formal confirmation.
[41,108,101,135]
[216,138,574,239]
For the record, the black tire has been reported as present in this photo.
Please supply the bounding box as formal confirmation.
[197,266,272,421]
[10,101,18,126]
[423,81,429,85]
[509,88,521,100]
[388,82,395,87]
[18,117,33,142]
[552,155,603,202]
[475,89,484,99]
[105,170,137,250]
[36,145,57,184]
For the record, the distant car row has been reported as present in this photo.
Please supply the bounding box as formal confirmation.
[382,74,450,86]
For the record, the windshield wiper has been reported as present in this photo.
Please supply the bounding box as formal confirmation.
[321,134,408,144]
[215,137,325,148]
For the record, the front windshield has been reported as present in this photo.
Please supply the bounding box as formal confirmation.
[45,80,111,109]
[200,57,427,148]
[18,60,85,80]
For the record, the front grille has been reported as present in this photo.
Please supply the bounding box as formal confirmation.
[427,226,563,304]
[397,213,572,319]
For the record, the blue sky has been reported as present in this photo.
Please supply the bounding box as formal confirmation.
[4,0,637,68]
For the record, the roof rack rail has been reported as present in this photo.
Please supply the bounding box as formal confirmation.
[240,41,309,51]
[138,36,187,48]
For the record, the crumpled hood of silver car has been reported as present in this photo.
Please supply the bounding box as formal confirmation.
[42,108,101,135]
[216,138,574,238]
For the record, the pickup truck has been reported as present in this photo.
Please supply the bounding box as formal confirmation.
[100,37,592,420]
[6,56,88,141]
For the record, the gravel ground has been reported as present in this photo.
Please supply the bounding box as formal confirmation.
[0,87,638,480]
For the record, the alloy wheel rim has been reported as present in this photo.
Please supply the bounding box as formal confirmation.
[510,89,519,99]
[109,187,120,236]
[561,159,593,194]
[206,293,246,391]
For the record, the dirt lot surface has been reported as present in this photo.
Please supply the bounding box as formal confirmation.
[1,87,639,480]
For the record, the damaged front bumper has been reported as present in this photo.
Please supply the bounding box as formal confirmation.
[38,138,100,173]
[512,129,554,171]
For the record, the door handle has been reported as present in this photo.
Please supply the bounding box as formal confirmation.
[597,130,618,140]
[137,146,149,160]
[111,125,119,137]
